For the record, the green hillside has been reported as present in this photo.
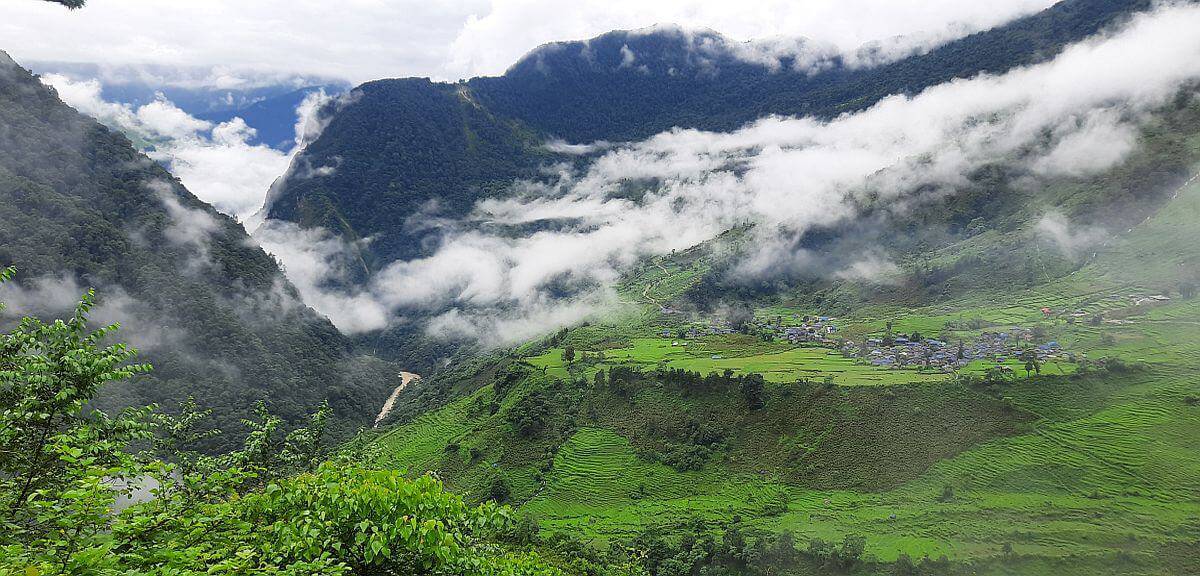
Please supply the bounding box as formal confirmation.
[367,125,1200,574]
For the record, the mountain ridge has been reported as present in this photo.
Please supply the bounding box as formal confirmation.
[0,49,396,449]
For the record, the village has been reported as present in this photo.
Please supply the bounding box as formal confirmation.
[657,311,1076,374]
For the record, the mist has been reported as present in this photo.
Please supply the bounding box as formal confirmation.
[254,2,1200,347]
[40,74,330,222]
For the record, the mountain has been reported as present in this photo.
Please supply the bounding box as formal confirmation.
[254,2,1200,573]
[471,0,1150,142]
[0,51,394,449]
[265,0,1154,272]
[365,68,1200,576]
[265,78,554,267]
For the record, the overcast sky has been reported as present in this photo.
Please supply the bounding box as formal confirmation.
[1,0,1058,85]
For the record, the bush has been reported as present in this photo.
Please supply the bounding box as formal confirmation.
[507,391,551,437]
[486,473,512,504]
[662,443,712,471]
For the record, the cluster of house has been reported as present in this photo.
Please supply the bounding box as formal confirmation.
[839,327,1072,372]
[653,312,1075,374]
[778,316,839,343]
[659,325,735,341]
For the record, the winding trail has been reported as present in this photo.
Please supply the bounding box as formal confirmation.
[374,371,421,427]
[641,260,671,307]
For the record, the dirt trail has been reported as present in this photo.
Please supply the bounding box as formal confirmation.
[641,260,671,306]
[373,372,421,427]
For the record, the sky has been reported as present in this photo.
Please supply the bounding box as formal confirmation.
[1,0,1058,85]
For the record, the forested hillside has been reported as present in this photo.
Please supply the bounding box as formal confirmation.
[471,0,1152,141]
[0,50,396,449]
[265,0,1155,272]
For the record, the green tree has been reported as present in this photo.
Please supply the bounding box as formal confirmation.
[0,271,153,561]
[0,279,570,576]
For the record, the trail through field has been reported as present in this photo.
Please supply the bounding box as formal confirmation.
[374,371,421,427]
[641,260,670,306]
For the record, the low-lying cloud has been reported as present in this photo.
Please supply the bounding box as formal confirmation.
[1036,212,1110,259]
[41,74,329,223]
[0,274,183,352]
[260,3,1200,346]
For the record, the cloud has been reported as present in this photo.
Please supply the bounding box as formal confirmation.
[152,117,291,221]
[445,0,1057,80]
[260,2,1200,345]
[251,220,391,334]
[543,139,612,155]
[1030,108,1139,177]
[41,74,314,222]
[151,180,221,272]
[1036,212,1110,259]
[5,0,1054,83]
[833,252,902,284]
[0,274,183,352]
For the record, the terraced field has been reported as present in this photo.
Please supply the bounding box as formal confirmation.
[525,428,790,540]
[527,338,948,385]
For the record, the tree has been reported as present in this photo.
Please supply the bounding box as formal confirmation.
[507,391,550,437]
[0,274,153,549]
[1181,279,1198,299]
[740,375,766,410]
[41,0,86,7]
[562,345,576,363]
[1020,349,1041,377]
[0,280,569,575]
[726,304,755,333]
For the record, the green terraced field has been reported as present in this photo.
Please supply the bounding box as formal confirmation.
[527,338,949,386]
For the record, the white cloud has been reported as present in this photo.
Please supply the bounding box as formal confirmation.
[0,274,183,352]
[261,2,1200,344]
[154,117,291,221]
[151,181,221,273]
[4,0,1055,83]
[1030,109,1139,177]
[41,74,311,222]
[445,0,1057,79]
[251,220,391,334]
[1036,212,1110,258]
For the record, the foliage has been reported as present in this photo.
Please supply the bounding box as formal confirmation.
[507,390,551,438]
[0,286,572,576]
